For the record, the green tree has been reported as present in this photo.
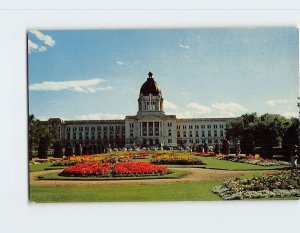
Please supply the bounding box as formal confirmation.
[281,118,298,161]
[254,114,292,158]
[226,113,257,156]
[38,137,48,159]
[53,141,63,158]
[64,142,73,156]
[74,143,82,156]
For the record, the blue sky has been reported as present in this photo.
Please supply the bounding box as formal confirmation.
[28,28,299,120]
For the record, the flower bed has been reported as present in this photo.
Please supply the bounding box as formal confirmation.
[113,162,169,176]
[69,155,133,164]
[151,154,205,165]
[132,152,151,159]
[217,155,289,166]
[193,152,216,157]
[60,162,111,177]
[212,172,300,200]
[59,161,171,177]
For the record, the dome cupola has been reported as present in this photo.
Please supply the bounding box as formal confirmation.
[140,72,161,96]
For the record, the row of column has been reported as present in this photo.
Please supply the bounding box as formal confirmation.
[139,121,162,136]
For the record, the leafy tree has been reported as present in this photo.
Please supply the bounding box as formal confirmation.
[93,144,98,154]
[214,143,220,154]
[254,114,292,158]
[74,143,82,156]
[282,119,299,161]
[82,145,88,155]
[53,141,63,158]
[88,145,93,155]
[226,113,257,156]
[64,142,73,156]
[221,139,230,155]
[38,137,48,159]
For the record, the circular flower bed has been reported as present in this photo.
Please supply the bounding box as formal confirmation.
[217,155,289,166]
[60,162,111,177]
[151,154,205,165]
[59,161,171,177]
[113,162,169,176]
[212,172,300,200]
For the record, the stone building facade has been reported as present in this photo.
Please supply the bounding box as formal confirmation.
[42,72,234,148]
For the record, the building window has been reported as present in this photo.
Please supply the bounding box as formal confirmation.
[189,139,193,143]
[91,127,95,131]
[207,125,211,129]
[195,131,199,137]
[183,131,186,137]
[189,131,192,137]
[220,124,224,129]
[73,132,76,140]
[201,125,205,129]
[73,127,77,131]
[155,122,159,136]
[220,130,223,136]
[183,125,187,129]
[85,127,89,131]
[130,129,134,137]
[189,125,193,129]
[202,139,206,143]
[202,130,205,137]
[79,127,83,132]
[97,132,101,139]
[142,122,147,136]
[213,124,218,129]
[195,125,199,129]
[208,130,211,137]
[214,130,217,137]
[177,131,180,137]
[67,133,70,140]
[177,125,180,129]
[214,139,219,144]
[208,139,212,143]
[67,127,71,132]
[196,139,200,143]
[168,129,172,136]
[85,132,89,140]
[130,123,134,128]
[167,122,172,127]
[168,139,172,143]
[79,132,83,140]
[97,126,101,131]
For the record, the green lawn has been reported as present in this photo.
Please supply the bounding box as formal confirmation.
[30,181,222,202]
[199,157,287,170]
[29,162,53,172]
[38,169,189,181]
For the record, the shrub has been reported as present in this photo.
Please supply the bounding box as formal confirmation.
[53,141,63,158]
[64,142,73,156]
[38,137,48,159]
[74,143,82,156]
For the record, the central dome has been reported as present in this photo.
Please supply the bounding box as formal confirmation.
[140,72,161,96]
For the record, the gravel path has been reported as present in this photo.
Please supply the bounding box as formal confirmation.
[29,168,274,187]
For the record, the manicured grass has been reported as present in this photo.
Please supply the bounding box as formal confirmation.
[199,157,287,170]
[38,170,189,181]
[30,181,222,202]
[29,162,53,172]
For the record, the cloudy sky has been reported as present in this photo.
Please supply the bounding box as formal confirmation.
[28,28,299,120]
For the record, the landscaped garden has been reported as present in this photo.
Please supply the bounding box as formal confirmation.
[29,149,298,202]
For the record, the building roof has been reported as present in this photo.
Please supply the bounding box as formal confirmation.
[140,72,162,96]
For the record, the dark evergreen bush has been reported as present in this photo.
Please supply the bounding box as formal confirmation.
[38,137,48,159]
[53,141,63,158]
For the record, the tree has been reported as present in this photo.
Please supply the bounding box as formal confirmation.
[53,141,63,158]
[282,119,299,161]
[74,143,82,156]
[222,139,230,155]
[82,145,88,155]
[226,113,257,156]
[214,143,220,154]
[38,137,48,159]
[64,142,73,156]
[254,114,291,158]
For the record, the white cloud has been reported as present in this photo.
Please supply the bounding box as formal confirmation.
[265,99,289,107]
[28,39,47,54]
[164,100,178,110]
[29,30,56,47]
[29,79,113,93]
[179,43,190,49]
[187,102,212,114]
[282,111,298,118]
[76,112,125,120]
[212,102,248,112]
[116,60,124,66]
